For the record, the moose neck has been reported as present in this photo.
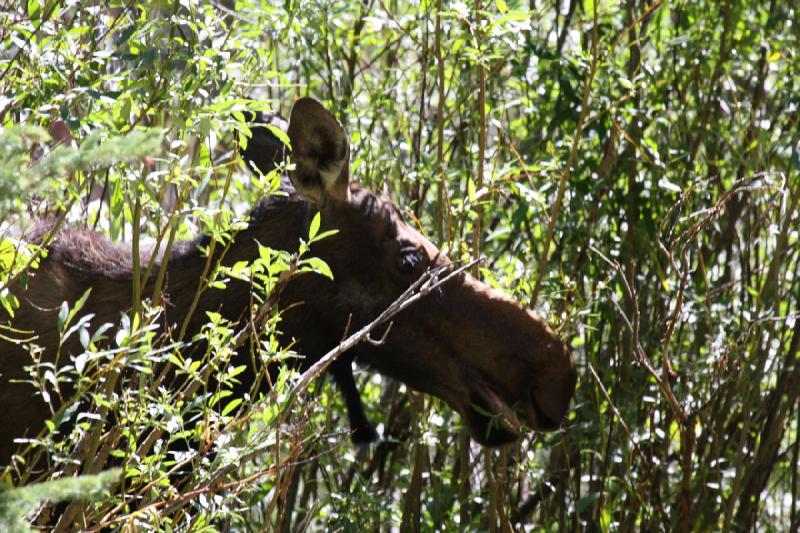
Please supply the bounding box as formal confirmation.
[165,193,312,272]
[157,192,314,334]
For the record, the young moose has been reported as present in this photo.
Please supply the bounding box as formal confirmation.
[0,98,576,465]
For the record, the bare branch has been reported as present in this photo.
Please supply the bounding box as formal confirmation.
[365,321,393,346]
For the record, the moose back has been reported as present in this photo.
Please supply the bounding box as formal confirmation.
[0,98,576,465]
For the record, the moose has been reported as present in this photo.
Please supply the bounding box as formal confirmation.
[0,98,576,466]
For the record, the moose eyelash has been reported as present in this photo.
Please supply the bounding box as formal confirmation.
[399,247,424,272]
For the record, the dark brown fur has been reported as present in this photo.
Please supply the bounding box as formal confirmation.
[0,98,576,466]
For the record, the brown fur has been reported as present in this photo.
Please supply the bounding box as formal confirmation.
[0,98,576,465]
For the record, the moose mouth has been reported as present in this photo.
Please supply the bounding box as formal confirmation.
[467,388,521,446]
[466,386,560,447]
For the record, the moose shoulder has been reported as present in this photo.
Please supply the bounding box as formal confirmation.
[0,98,576,466]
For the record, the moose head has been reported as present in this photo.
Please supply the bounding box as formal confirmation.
[248,98,576,445]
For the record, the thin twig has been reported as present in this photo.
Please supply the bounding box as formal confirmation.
[529,0,599,308]
[589,245,686,422]
[364,321,393,346]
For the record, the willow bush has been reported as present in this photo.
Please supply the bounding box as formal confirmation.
[1,0,798,530]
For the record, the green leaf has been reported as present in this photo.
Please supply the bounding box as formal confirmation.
[308,212,321,241]
[221,398,243,417]
[199,116,212,137]
[266,124,291,150]
[57,301,69,333]
[1,293,18,318]
[258,243,273,263]
[27,0,41,18]
[303,257,333,280]
[313,229,339,242]
[72,288,92,317]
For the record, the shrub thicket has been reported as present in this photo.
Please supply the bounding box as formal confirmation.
[1,1,798,530]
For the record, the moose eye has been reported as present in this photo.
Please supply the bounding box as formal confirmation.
[398,247,423,274]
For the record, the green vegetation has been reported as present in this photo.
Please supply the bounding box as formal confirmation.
[0,470,120,532]
[1,0,798,530]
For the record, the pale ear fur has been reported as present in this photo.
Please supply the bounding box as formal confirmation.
[286,97,350,206]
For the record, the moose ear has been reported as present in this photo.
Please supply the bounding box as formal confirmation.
[287,97,350,206]
[239,111,289,176]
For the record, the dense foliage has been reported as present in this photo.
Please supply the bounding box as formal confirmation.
[1,0,798,530]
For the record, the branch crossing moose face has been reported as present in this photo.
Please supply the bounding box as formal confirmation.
[0,98,576,465]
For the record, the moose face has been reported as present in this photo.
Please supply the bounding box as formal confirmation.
[274,98,577,445]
